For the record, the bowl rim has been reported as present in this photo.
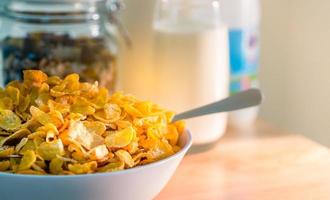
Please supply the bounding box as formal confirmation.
[0,129,192,178]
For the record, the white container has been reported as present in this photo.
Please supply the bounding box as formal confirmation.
[152,0,229,146]
[222,0,261,127]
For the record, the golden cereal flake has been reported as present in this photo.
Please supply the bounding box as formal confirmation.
[36,139,65,161]
[67,121,104,150]
[105,126,135,148]
[87,145,109,161]
[18,150,36,170]
[0,109,21,131]
[115,149,134,168]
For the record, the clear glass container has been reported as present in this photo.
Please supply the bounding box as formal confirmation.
[0,0,120,91]
[152,0,229,149]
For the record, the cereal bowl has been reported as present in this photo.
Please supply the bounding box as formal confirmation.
[0,130,192,200]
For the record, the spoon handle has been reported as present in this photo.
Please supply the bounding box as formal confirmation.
[172,89,263,122]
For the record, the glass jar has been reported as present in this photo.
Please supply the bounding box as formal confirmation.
[152,0,229,149]
[0,0,121,91]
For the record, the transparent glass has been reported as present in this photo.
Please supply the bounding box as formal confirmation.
[153,0,229,148]
[0,0,118,91]
[154,0,222,32]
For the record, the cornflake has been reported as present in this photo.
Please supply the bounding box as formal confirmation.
[0,70,185,175]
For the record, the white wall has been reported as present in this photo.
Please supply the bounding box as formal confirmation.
[259,0,289,127]
[260,0,330,146]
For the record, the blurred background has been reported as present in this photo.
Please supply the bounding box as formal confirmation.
[260,0,330,147]
[120,0,330,146]
[0,0,329,146]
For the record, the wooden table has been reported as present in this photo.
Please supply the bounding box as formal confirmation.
[156,121,330,200]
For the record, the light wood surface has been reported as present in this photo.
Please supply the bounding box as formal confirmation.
[156,121,330,200]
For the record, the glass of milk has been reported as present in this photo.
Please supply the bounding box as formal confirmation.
[153,0,229,148]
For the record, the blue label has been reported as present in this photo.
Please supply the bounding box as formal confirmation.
[229,28,259,93]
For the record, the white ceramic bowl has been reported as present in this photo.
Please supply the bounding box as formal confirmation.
[0,130,192,200]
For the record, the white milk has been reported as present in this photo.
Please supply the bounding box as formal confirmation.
[153,23,229,145]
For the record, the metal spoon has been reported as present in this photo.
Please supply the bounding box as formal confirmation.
[172,88,263,122]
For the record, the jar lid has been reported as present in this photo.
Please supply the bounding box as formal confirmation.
[1,0,131,45]
[5,0,121,12]
[2,0,122,23]
[8,0,115,2]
